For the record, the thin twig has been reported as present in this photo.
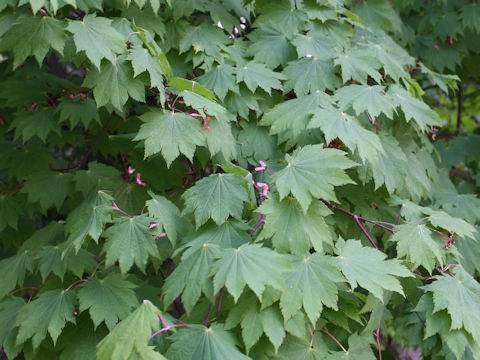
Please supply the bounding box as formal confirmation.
[354,215,378,248]
[373,326,382,360]
[319,329,347,353]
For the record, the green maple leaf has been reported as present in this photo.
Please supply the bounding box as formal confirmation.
[308,106,384,164]
[67,14,126,69]
[226,295,286,352]
[78,273,139,330]
[83,56,145,111]
[56,313,108,360]
[65,191,113,251]
[390,223,445,273]
[0,15,66,68]
[197,63,239,100]
[212,243,291,301]
[21,171,73,211]
[0,297,24,349]
[280,253,345,325]
[134,109,205,166]
[260,91,330,138]
[334,48,382,84]
[63,248,97,279]
[334,84,395,118]
[275,335,325,360]
[274,145,357,212]
[182,173,250,228]
[127,44,165,96]
[283,57,339,95]
[292,33,336,59]
[352,0,402,33]
[238,121,277,161]
[146,190,181,244]
[15,290,75,348]
[456,229,480,275]
[36,246,67,281]
[97,300,167,360]
[73,162,122,197]
[179,22,230,57]
[56,98,101,129]
[246,23,296,68]
[180,90,237,160]
[235,61,286,94]
[168,78,217,102]
[10,109,61,143]
[163,241,220,313]
[184,220,251,249]
[103,214,160,273]
[257,195,333,254]
[371,136,408,194]
[388,85,440,131]
[335,239,412,300]
[255,1,307,36]
[437,193,480,224]
[325,333,375,360]
[461,3,480,32]
[166,324,251,360]
[423,267,480,343]
[225,86,261,120]
[0,195,21,232]
[0,252,34,299]
[428,210,477,240]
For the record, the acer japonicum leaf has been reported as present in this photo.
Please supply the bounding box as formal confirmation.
[274,145,357,212]
[1,0,480,358]
[15,290,76,348]
[103,214,160,274]
[182,173,250,228]
[96,300,166,360]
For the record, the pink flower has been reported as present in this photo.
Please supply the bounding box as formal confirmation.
[254,160,267,171]
[256,182,269,196]
[148,222,160,229]
[127,166,135,175]
[136,173,147,187]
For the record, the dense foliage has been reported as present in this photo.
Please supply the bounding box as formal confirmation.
[0,0,479,359]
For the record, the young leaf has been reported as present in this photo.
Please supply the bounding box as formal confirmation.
[257,196,333,254]
[15,290,76,348]
[335,239,413,300]
[78,273,139,330]
[103,214,160,273]
[134,109,205,166]
[212,243,291,301]
[166,324,251,360]
[182,173,250,228]
[67,14,126,69]
[280,253,345,325]
[96,300,166,360]
[36,246,67,281]
[274,145,357,212]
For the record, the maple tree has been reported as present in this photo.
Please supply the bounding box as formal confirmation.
[0,1,479,359]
